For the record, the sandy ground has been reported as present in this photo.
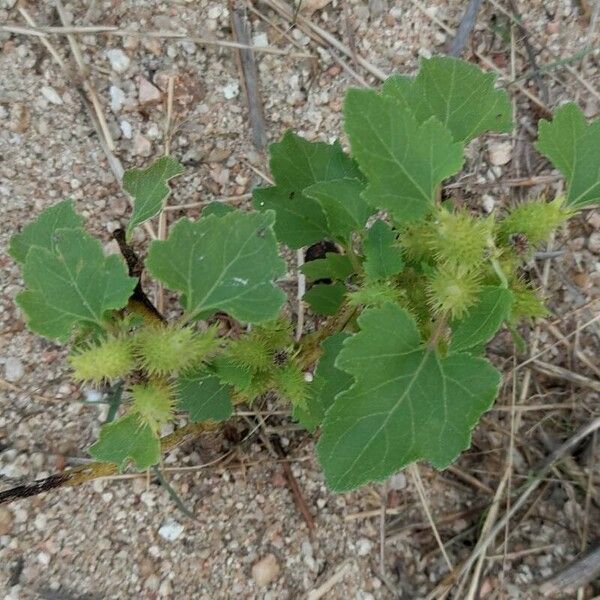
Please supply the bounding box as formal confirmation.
[1,1,600,598]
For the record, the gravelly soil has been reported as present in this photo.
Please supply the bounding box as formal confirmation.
[1,1,600,599]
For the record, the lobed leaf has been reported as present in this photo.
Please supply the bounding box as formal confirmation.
[17,228,136,340]
[363,220,404,280]
[536,103,600,207]
[9,200,84,264]
[344,89,464,224]
[450,286,513,353]
[146,210,286,324]
[253,131,363,248]
[383,56,512,143]
[88,413,160,471]
[177,370,233,422]
[304,177,374,243]
[124,155,184,236]
[317,303,500,491]
[294,332,353,432]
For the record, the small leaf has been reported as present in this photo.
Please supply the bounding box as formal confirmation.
[124,155,184,236]
[88,413,160,471]
[146,210,286,324]
[253,131,363,248]
[382,57,512,143]
[536,103,600,207]
[304,178,374,242]
[304,282,346,316]
[212,356,253,390]
[17,228,136,340]
[317,303,500,491]
[294,332,352,432]
[450,286,513,353]
[9,200,84,264]
[202,201,234,218]
[344,89,464,224]
[363,220,404,280]
[300,253,354,281]
[177,370,233,422]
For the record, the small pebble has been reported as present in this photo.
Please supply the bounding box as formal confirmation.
[356,538,373,557]
[120,120,133,139]
[41,86,63,105]
[487,141,512,166]
[105,48,130,74]
[109,85,125,112]
[223,82,240,99]
[158,520,184,542]
[588,232,600,254]
[252,554,280,587]
[4,357,24,382]
[0,507,13,535]
[138,77,162,105]
[132,132,152,156]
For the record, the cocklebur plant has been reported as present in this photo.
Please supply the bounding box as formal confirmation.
[9,56,599,493]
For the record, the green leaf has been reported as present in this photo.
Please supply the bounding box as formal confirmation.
[253,131,363,248]
[124,155,184,236]
[202,201,234,218]
[212,356,253,390]
[294,332,352,432]
[383,57,512,143]
[300,253,354,281]
[304,282,346,316]
[146,210,286,324]
[363,220,404,280]
[304,178,374,242]
[89,413,160,471]
[450,286,513,353]
[177,370,233,422]
[344,89,464,224]
[17,228,136,340]
[536,103,600,208]
[317,303,500,491]
[9,200,84,264]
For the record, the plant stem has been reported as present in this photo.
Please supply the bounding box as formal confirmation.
[428,313,448,349]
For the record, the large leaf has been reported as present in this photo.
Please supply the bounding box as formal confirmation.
[124,155,184,236]
[253,131,363,248]
[177,370,233,422]
[536,103,600,208]
[9,200,84,264]
[450,286,513,353]
[317,303,500,491]
[294,332,352,432]
[17,228,136,340]
[304,177,374,243]
[363,220,404,280]
[344,89,464,224]
[383,56,512,143]
[146,210,286,323]
[89,413,160,471]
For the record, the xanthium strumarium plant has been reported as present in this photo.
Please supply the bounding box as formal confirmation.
[9,57,599,492]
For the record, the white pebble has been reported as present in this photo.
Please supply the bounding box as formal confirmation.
[109,85,125,112]
[588,231,600,254]
[482,194,496,213]
[41,86,63,105]
[4,357,24,382]
[37,551,51,566]
[138,77,162,105]
[356,537,373,557]
[222,82,240,100]
[120,120,133,139]
[158,520,184,542]
[105,48,130,74]
[253,32,269,47]
[83,388,103,403]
